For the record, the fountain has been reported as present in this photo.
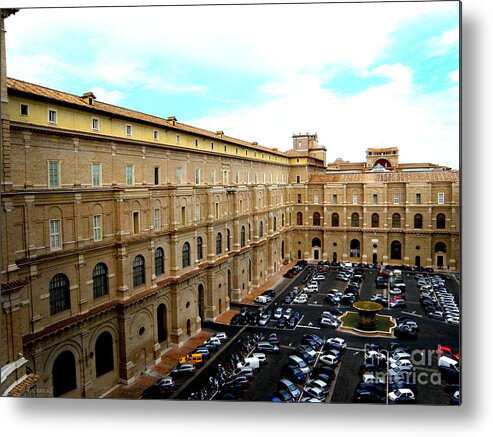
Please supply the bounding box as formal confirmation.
[339,300,396,337]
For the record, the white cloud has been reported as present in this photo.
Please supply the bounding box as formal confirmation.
[428,28,459,56]
[449,69,459,83]
[91,87,125,105]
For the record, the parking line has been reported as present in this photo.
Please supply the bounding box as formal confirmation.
[401,311,423,318]
[297,325,321,330]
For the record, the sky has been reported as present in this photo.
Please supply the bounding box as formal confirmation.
[3,1,460,168]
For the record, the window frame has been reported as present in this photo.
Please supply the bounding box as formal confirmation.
[126,124,132,137]
[20,102,29,116]
[92,162,102,187]
[154,248,165,276]
[93,263,108,299]
[48,108,57,124]
[153,208,161,231]
[49,219,62,250]
[93,214,102,241]
[126,164,134,186]
[48,160,60,188]
[438,192,445,204]
[92,117,100,131]
[132,255,146,288]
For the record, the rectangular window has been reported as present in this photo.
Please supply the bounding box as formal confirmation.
[49,219,61,249]
[93,215,102,241]
[133,211,140,234]
[48,161,60,188]
[126,124,132,137]
[372,194,378,205]
[195,168,201,185]
[153,130,159,141]
[126,164,134,186]
[416,193,421,204]
[393,193,399,205]
[215,202,219,219]
[211,142,214,150]
[296,175,301,184]
[352,194,358,204]
[154,167,160,185]
[92,163,101,187]
[92,118,99,131]
[314,194,319,204]
[176,134,180,145]
[224,145,227,152]
[211,170,216,184]
[438,192,445,204]
[48,109,57,124]
[236,171,240,184]
[297,194,302,203]
[246,172,250,184]
[154,208,160,231]
[20,103,29,116]
[223,169,229,185]
[181,206,186,225]
[176,167,182,185]
[195,204,200,222]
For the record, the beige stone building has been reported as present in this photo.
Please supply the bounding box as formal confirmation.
[0,10,459,398]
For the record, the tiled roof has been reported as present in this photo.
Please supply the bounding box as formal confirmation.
[8,374,40,397]
[1,278,29,294]
[311,170,459,184]
[7,78,288,158]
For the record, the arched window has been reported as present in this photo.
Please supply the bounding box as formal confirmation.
[49,274,70,315]
[392,213,401,228]
[273,216,277,232]
[350,239,360,257]
[216,232,222,255]
[248,223,251,241]
[93,263,108,299]
[435,242,447,253]
[281,214,285,227]
[331,213,339,227]
[297,212,303,225]
[95,332,114,377]
[313,212,321,226]
[155,247,164,276]
[240,226,245,247]
[133,255,145,287]
[371,213,379,228]
[436,213,446,229]
[259,221,264,238]
[414,213,423,229]
[390,241,402,260]
[351,212,359,227]
[182,242,191,268]
[312,238,322,247]
[227,228,231,251]
[197,237,203,260]
[52,350,76,397]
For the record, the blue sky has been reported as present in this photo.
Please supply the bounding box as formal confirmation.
[4,1,459,168]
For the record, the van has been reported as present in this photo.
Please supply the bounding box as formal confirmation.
[179,353,203,366]
[288,354,311,375]
[237,356,261,372]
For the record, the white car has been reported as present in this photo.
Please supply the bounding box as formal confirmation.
[388,388,415,402]
[326,337,347,349]
[319,353,339,366]
[306,378,330,395]
[294,296,308,304]
[252,352,268,364]
[303,386,326,401]
[258,314,271,326]
[389,351,411,363]
[362,373,385,385]
[320,317,339,328]
[389,359,413,370]
[254,295,268,304]
[274,307,284,319]
[365,350,386,361]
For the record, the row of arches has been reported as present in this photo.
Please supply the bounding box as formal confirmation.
[52,331,114,397]
[295,212,448,229]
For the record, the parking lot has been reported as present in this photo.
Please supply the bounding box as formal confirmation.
[143,263,460,405]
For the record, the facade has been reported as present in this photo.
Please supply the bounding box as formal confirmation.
[0,10,459,398]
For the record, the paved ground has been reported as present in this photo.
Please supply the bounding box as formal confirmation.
[107,262,460,404]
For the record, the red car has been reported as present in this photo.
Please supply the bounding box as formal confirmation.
[437,346,460,360]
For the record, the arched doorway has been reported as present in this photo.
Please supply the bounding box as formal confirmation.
[186,319,191,337]
[390,240,402,260]
[227,270,232,302]
[349,239,360,258]
[198,284,205,319]
[434,242,447,268]
[415,256,421,268]
[372,253,378,264]
[312,238,322,260]
[95,332,114,377]
[297,250,302,259]
[52,350,77,397]
[332,252,337,262]
[157,303,168,343]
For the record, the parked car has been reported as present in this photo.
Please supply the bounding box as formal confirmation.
[388,388,416,403]
[256,342,280,353]
[170,362,196,375]
[326,337,347,349]
[282,364,307,383]
[353,390,385,403]
[278,378,301,399]
[254,295,268,304]
[319,353,339,366]
[303,386,327,401]
[394,326,417,339]
[303,333,324,349]
[320,317,339,328]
